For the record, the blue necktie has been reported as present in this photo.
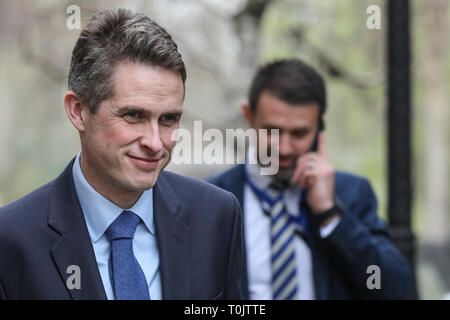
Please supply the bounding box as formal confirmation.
[269,193,299,300]
[106,210,150,300]
[245,176,299,300]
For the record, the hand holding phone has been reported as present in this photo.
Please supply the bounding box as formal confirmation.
[290,131,335,214]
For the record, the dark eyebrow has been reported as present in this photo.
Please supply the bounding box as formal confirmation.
[115,105,148,115]
[261,124,311,133]
[114,105,182,117]
[261,125,281,130]
[161,111,183,117]
[291,127,310,133]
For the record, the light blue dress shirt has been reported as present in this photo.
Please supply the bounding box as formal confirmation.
[72,152,162,300]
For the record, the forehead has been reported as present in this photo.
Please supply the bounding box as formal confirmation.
[255,91,320,129]
[109,61,184,111]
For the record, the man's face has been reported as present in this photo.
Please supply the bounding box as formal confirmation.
[247,91,320,182]
[80,62,184,198]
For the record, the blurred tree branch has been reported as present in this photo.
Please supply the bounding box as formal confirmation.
[20,46,66,84]
[233,0,276,23]
[290,28,383,89]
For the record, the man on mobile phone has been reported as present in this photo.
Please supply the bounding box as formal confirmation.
[208,59,413,300]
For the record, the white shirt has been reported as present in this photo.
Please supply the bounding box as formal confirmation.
[244,146,340,300]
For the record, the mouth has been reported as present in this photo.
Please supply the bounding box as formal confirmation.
[127,154,161,170]
[278,156,295,169]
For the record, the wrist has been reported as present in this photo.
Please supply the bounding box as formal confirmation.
[313,203,341,227]
[312,201,334,214]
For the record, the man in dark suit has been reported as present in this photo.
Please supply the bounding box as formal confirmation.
[0,8,242,300]
[208,59,413,299]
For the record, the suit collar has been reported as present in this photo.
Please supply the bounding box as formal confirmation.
[153,171,192,299]
[48,158,107,300]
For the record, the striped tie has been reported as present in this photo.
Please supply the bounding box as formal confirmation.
[270,193,299,300]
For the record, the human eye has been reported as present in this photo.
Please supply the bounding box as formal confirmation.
[160,113,180,126]
[291,129,309,138]
[123,110,142,122]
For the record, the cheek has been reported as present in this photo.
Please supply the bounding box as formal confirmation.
[297,135,315,154]
[258,130,272,146]
[91,123,138,152]
[111,124,140,144]
[160,126,178,151]
[294,141,308,155]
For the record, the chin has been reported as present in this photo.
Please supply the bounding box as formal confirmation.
[273,167,295,184]
[122,157,169,191]
[118,171,157,192]
[125,181,156,193]
[135,175,159,190]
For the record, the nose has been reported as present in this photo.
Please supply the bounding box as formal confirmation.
[140,122,163,153]
[278,132,293,156]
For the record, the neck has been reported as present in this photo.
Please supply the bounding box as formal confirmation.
[255,154,293,188]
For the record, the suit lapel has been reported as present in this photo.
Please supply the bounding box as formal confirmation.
[214,165,250,299]
[231,165,249,299]
[153,172,192,299]
[48,159,107,300]
[226,165,245,206]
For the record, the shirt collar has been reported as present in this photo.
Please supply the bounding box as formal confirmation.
[72,151,155,243]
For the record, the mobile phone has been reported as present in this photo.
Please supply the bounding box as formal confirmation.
[309,118,325,152]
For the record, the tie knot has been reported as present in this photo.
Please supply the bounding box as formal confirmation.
[267,182,285,202]
[106,210,141,241]
[269,180,288,192]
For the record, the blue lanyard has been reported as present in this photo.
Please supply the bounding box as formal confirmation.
[245,174,281,207]
[244,167,309,235]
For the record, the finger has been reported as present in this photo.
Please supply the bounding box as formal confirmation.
[291,154,312,184]
[299,168,316,190]
[298,153,320,170]
[318,131,328,159]
[298,153,317,165]
[292,153,318,184]
[291,158,306,185]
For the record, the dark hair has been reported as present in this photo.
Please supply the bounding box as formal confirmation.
[248,59,326,116]
[68,8,187,114]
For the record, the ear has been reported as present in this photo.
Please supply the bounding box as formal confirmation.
[64,91,88,132]
[241,102,254,127]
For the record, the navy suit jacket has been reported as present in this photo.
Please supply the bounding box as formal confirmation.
[0,159,243,300]
[208,164,414,299]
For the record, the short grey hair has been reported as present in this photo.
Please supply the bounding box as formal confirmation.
[68,8,187,114]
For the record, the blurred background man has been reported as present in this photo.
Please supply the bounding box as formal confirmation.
[209,59,413,299]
